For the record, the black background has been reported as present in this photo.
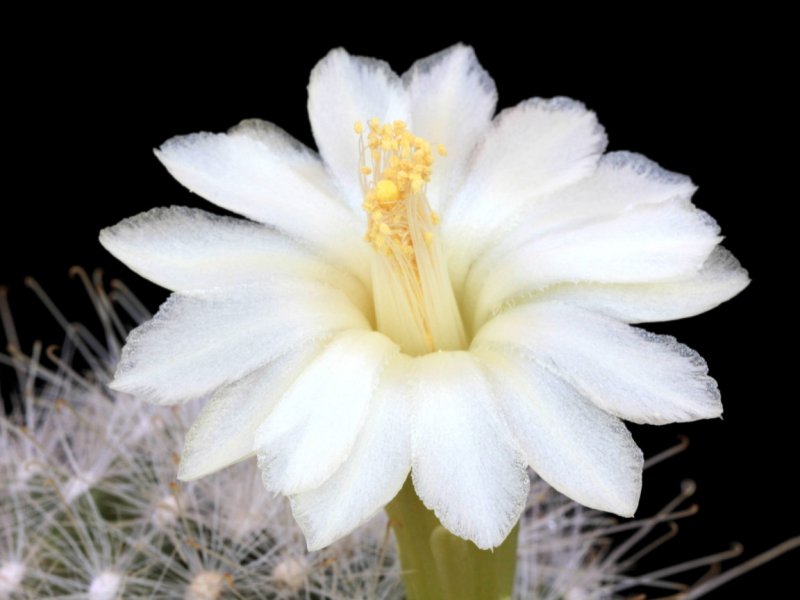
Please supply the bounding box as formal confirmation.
[2,18,796,597]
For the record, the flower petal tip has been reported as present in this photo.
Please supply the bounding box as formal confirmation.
[291,512,333,553]
[175,463,196,482]
[595,482,642,520]
[107,366,182,407]
[175,456,220,482]
[106,370,133,396]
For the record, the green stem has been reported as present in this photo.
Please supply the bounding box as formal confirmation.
[385,478,519,600]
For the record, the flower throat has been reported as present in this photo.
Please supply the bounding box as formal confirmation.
[356,118,467,356]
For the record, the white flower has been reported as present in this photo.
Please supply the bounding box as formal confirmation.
[100,45,748,551]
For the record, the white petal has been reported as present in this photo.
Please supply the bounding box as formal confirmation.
[473,302,722,425]
[462,152,699,325]
[155,119,369,282]
[308,48,409,210]
[178,341,326,481]
[485,151,698,258]
[476,346,642,517]
[540,247,750,323]
[404,44,496,211]
[289,354,413,550]
[469,200,722,329]
[444,97,607,289]
[411,351,529,549]
[111,279,369,404]
[255,331,399,495]
[99,206,370,313]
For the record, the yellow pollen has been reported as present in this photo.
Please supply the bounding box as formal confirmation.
[356,118,443,256]
[355,118,466,356]
[376,179,399,202]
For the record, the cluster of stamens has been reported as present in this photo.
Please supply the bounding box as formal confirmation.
[356,118,445,260]
[356,117,466,355]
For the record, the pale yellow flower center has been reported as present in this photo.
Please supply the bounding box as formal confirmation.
[356,118,467,356]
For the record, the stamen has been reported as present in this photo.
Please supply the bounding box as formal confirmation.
[356,119,466,355]
[359,119,438,256]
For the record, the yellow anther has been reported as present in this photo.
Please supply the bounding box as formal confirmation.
[375,179,400,202]
[354,117,466,356]
[431,212,441,225]
[356,117,449,258]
